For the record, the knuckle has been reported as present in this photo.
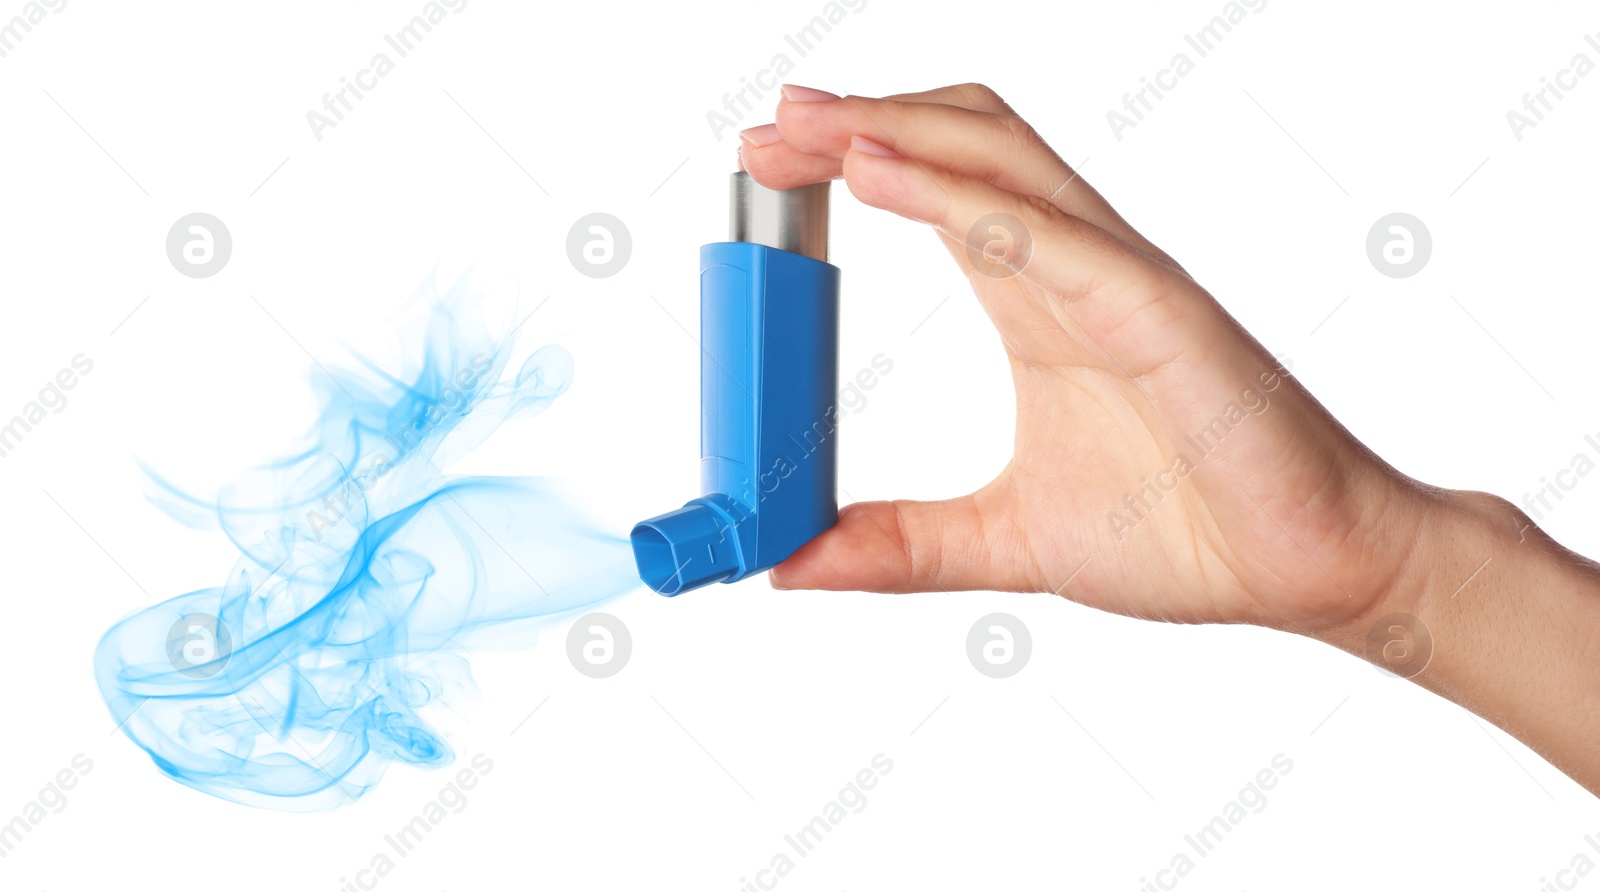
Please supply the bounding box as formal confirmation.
[954,82,1005,108]
[867,96,914,125]
[997,113,1047,154]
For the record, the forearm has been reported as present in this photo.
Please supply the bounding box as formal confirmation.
[1321,488,1600,793]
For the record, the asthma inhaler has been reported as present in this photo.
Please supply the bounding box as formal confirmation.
[630,172,841,595]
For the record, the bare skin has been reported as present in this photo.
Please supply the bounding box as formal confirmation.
[742,83,1600,795]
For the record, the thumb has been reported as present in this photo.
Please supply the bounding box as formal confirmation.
[769,496,1015,593]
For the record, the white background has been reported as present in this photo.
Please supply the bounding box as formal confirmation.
[2,0,1599,889]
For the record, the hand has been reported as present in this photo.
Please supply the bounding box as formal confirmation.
[742,83,1600,798]
[741,83,1428,638]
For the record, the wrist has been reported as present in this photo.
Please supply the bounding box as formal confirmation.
[1387,488,1520,621]
[1312,485,1523,668]
[1316,485,1600,790]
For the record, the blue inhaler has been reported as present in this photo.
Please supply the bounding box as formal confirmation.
[630,172,840,595]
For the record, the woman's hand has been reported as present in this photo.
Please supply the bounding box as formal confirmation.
[743,84,1600,797]
[741,84,1429,639]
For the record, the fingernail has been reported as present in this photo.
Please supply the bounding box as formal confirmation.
[739,123,782,148]
[849,135,899,158]
[781,84,840,103]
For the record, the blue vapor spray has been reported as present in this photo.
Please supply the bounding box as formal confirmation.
[94,276,639,810]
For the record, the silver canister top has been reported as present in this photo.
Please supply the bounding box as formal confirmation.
[730,171,830,262]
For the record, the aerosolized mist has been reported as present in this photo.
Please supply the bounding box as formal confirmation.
[94,276,639,810]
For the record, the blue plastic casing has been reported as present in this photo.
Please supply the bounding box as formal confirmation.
[630,241,841,595]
